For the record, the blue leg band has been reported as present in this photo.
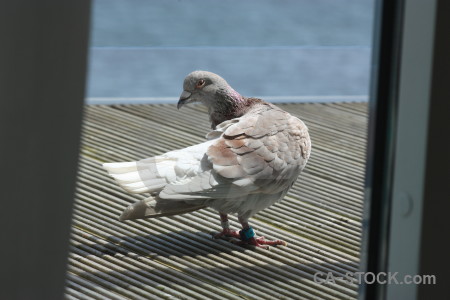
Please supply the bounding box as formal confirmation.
[239,227,255,241]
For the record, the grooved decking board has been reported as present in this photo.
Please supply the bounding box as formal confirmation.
[66,102,368,300]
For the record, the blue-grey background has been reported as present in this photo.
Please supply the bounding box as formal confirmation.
[87,0,374,104]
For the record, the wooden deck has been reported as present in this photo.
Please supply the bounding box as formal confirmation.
[66,102,368,300]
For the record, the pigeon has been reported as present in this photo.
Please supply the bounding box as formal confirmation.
[103,70,311,248]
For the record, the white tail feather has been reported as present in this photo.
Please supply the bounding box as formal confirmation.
[102,158,171,194]
[119,196,206,220]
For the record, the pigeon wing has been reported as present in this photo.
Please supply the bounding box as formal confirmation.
[159,106,311,201]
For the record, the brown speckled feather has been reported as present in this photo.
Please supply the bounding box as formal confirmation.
[209,102,310,192]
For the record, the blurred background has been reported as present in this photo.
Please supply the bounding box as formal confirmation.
[86,0,374,104]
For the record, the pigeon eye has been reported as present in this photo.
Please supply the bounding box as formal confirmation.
[196,79,206,88]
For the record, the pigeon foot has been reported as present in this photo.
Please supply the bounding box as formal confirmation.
[213,228,287,249]
[213,228,241,239]
[235,227,288,249]
[230,236,287,249]
[247,236,288,249]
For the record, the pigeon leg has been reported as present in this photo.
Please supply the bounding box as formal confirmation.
[213,213,241,239]
[236,217,287,249]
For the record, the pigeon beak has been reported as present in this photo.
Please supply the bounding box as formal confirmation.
[177,91,192,109]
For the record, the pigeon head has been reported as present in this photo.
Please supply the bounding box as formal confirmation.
[178,70,243,109]
[178,71,246,128]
